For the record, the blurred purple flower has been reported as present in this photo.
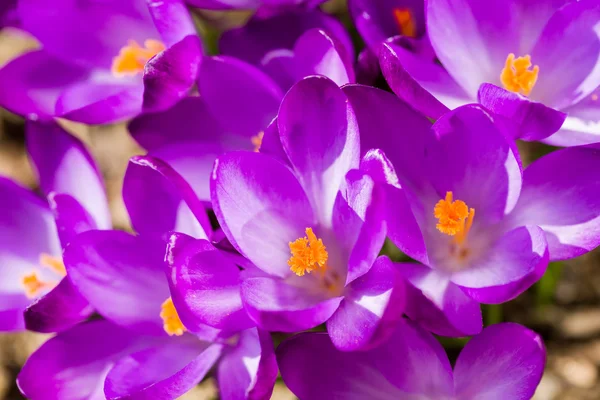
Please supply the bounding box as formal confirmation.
[211,76,406,351]
[0,0,201,124]
[344,85,600,336]
[19,156,277,399]
[380,0,600,146]
[186,0,325,12]
[0,121,110,333]
[278,320,546,400]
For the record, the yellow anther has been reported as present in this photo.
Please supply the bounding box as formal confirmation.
[287,227,328,277]
[21,272,54,298]
[39,253,66,276]
[111,39,166,77]
[160,297,187,336]
[500,53,539,96]
[393,8,417,38]
[251,131,264,152]
[434,192,475,244]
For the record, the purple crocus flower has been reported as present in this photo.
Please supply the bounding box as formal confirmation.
[219,8,354,87]
[344,84,600,336]
[0,0,201,124]
[18,156,277,399]
[211,76,406,351]
[278,320,546,400]
[0,121,110,333]
[380,0,600,146]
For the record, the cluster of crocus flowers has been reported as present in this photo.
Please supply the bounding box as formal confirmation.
[1,0,600,399]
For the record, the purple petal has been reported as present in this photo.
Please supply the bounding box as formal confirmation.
[278,319,454,399]
[198,56,282,138]
[49,193,99,246]
[24,276,93,333]
[0,50,89,119]
[0,177,61,296]
[217,329,277,400]
[259,117,289,164]
[211,151,314,278]
[146,0,197,47]
[26,120,110,229]
[400,262,482,337]
[349,0,426,49]
[546,92,600,146]
[241,275,343,332]
[510,145,600,260]
[17,319,157,400]
[279,76,360,226]
[18,0,158,68]
[327,256,405,351]
[165,233,253,332]
[426,0,519,97]
[64,230,170,335]
[56,80,144,124]
[450,225,548,289]
[379,43,451,119]
[428,104,522,222]
[478,83,567,141]
[290,29,355,88]
[454,323,545,400]
[342,84,432,193]
[220,9,353,67]
[531,0,600,108]
[105,338,222,400]
[142,35,202,113]
[185,0,260,9]
[0,294,28,331]
[123,155,210,239]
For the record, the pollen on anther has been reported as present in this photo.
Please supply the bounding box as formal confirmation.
[287,227,328,276]
[500,53,539,96]
[393,8,417,38]
[111,39,166,77]
[251,131,264,152]
[21,272,52,298]
[39,253,66,276]
[160,297,187,336]
[434,192,470,236]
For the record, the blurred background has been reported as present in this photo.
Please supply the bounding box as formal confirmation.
[1,1,600,399]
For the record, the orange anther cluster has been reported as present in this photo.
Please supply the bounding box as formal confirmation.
[160,297,187,336]
[434,192,475,244]
[251,131,264,152]
[393,8,417,38]
[287,228,328,277]
[500,53,539,96]
[111,39,166,77]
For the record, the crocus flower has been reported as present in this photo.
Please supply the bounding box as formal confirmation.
[18,156,277,399]
[344,84,600,336]
[380,0,600,146]
[219,8,354,86]
[211,76,406,351]
[0,0,201,124]
[278,320,546,400]
[0,121,110,333]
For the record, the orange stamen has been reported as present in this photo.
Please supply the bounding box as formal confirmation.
[160,297,187,336]
[39,253,66,276]
[111,39,166,77]
[287,227,328,277]
[21,272,54,298]
[393,8,417,38]
[251,131,264,152]
[434,192,475,244]
[500,53,539,96]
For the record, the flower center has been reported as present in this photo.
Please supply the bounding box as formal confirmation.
[160,297,187,336]
[393,8,416,38]
[288,227,328,277]
[500,53,539,96]
[111,39,166,77]
[433,191,475,245]
[251,131,264,152]
[21,253,66,298]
